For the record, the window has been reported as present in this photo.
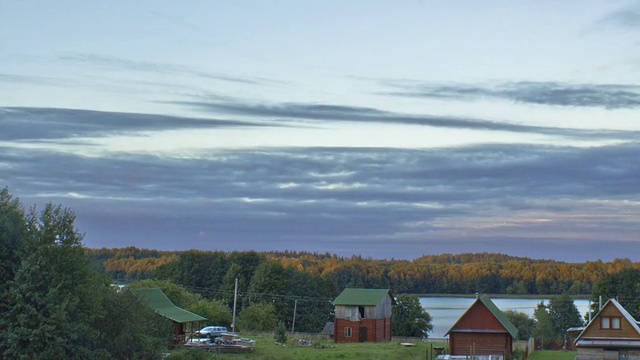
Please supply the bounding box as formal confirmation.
[601,316,621,329]
[344,327,352,337]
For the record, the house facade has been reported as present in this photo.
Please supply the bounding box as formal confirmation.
[333,288,395,343]
[444,295,518,360]
[575,298,640,360]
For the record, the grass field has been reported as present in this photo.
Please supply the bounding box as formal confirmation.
[527,350,576,360]
[167,333,576,360]
[168,333,447,359]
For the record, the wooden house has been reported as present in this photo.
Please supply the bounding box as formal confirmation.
[333,288,395,343]
[444,295,518,360]
[130,288,206,345]
[574,298,640,360]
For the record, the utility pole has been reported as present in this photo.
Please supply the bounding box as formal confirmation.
[291,299,298,334]
[232,278,238,333]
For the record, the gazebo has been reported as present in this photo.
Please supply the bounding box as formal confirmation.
[130,288,206,345]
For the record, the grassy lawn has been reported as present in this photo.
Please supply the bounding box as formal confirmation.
[527,350,576,360]
[168,333,447,360]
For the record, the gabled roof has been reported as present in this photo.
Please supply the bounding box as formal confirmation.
[130,288,205,323]
[333,288,395,306]
[445,295,518,339]
[576,298,640,343]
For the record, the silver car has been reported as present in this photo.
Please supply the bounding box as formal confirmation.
[196,326,228,338]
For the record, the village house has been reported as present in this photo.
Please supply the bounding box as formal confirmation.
[574,298,640,360]
[444,294,518,360]
[332,288,395,343]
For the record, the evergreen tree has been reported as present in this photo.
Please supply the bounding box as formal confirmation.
[532,301,555,349]
[548,293,583,339]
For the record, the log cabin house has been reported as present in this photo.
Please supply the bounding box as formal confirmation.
[574,298,640,360]
[444,294,518,360]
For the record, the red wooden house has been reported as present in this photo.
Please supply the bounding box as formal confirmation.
[444,295,518,360]
[574,298,640,360]
[333,288,395,343]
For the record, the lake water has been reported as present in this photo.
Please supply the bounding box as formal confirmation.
[420,296,591,338]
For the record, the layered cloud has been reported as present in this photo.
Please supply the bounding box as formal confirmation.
[2,134,639,260]
[382,81,640,109]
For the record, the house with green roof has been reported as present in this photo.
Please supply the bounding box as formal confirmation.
[130,288,205,345]
[333,288,395,343]
[444,294,518,360]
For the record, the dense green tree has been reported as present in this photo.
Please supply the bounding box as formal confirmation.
[590,267,640,319]
[0,190,173,358]
[548,293,583,338]
[236,302,278,331]
[503,310,534,340]
[532,301,555,349]
[392,294,433,338]
[93,287,172,359]
[187,299,233,327]
[247,260,290,320]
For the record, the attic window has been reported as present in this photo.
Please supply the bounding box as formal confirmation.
[359,306,365,318]
[601,316,621,329]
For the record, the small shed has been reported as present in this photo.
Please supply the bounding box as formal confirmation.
[574,298,640,360]
[444,295,518,360]
[130,288,205,345]
[332,288,395,343]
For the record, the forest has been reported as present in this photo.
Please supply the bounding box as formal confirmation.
[87,246,637,296]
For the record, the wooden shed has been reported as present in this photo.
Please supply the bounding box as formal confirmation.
[130,288,205,345]
[333,288,395,343]
[444,295,518,360]
[574,298,640,360]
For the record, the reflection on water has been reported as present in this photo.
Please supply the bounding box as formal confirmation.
[420,296,591,338]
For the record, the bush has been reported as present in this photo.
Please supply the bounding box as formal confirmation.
[274,321,287,344]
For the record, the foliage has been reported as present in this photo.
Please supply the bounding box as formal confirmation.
[237,302,278,331]
[548,293,583,338]
[87,248,640,297]
[590,267,640,319]
[127,278,202,308]
[504,310,534,340]
[532,301,555,349]
[392,294,433,337]
[0,188,171,358]
[274,321,287,343]
[187,299,233,328]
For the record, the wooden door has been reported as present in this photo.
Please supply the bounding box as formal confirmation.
[359,326,368,342]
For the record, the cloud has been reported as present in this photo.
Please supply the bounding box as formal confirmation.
[173,98,640,141]
[3,141,639,261]
[381,80,640,109]
[597,3,640,29]
[57,53,279,86]
[0,107,270,140]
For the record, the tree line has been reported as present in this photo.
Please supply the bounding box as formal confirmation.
[88,247,638,296]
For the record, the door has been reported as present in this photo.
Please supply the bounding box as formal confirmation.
[359,327,368,342]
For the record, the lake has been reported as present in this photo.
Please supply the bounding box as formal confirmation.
[420,296,591,338]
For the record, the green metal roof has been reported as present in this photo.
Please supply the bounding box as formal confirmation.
[333,288,395,306]
[130,288,205,324]
[445,294,518,338]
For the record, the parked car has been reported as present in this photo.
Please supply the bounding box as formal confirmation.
[196,326,228,338]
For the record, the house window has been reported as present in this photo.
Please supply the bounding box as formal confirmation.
[359,306,366,319]
[601,316,621,329]
[344,327,352,337]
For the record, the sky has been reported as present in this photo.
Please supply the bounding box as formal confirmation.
[1,1,639,262]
